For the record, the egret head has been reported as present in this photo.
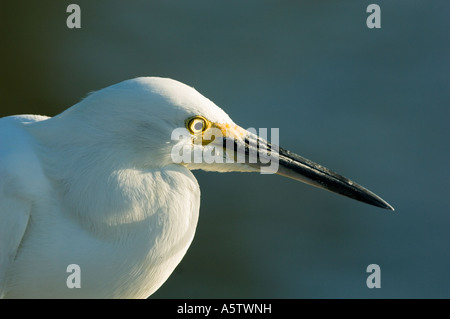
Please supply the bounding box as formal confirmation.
[54,77,394,210]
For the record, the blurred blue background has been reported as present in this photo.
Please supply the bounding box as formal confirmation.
[1,0,449,298]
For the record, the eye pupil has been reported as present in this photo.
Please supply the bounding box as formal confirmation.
[186,116,208,134]
[194,121,203,131]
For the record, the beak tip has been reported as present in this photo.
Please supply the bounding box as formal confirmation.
[360,190,395,211]
[371,197,394,211]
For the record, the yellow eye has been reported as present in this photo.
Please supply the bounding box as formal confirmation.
[186,116,209,134]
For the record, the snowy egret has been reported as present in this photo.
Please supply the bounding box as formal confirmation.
[0,77,393,298]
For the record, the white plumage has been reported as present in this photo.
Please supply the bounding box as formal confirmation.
[0,77,393,298]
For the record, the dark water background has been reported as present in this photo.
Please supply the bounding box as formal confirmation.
[1,1,449,298]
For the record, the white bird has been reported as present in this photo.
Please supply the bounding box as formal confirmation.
[0,77,393,298]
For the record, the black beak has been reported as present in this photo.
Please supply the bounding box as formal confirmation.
[223,134,394,211]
